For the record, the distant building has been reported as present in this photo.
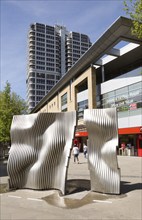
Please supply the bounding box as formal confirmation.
[31,17,142,157]
[27,23,92,111]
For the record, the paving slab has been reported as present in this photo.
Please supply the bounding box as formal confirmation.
[0,154,142,220]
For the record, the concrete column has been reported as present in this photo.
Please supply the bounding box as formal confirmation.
[72,85,78,111]
[102,65,105,82]
[87,66,97,109]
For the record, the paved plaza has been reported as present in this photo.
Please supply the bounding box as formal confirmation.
[0,154,142,220]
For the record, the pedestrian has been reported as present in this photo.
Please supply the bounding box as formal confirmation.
[83,143,88,158]
[127,143,132,149]
[72,144,79,163]
[119,142,126,155]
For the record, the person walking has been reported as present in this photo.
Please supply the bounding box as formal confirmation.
[83,143,88,158]
[73,144,79,163]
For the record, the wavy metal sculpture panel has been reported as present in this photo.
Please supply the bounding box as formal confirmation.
[84,108,120,194]
[7,112,76,195]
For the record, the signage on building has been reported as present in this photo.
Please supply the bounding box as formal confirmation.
[129,103,137,110]
[75,131,88,137]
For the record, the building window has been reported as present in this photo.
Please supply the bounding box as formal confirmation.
[36,73,45,78]
[36,96,43,102]
[46,80,55,85]
[61,93,67,112]
[46,67,54,71]
[36,85,45,90]
[77,99,88,119]
[36,56,45,60]
[47,74,55,80]
[62,108,67,112]
[36,47,45,51]
[36,79,45,84]
[36,61,45,65]
[56,75,60,80]
[46,85,53,91]
[36,91,45,96]
[36,66,45,70]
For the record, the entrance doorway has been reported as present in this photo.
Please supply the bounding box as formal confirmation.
[137,134,142,157]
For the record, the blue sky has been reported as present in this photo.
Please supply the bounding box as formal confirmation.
[1,0,127,100]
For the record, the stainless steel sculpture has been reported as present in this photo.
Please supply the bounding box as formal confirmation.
[84,108,120,194]
[7,112,76,195]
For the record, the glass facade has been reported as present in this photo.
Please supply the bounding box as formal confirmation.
[102,81,142,117]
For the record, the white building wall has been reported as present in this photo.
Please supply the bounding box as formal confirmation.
[101,68,142,94]
[118,114,142,128]
[77,89,88,102]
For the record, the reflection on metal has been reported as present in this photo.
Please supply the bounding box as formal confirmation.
[84,108,120,194]
[7,112,76,195]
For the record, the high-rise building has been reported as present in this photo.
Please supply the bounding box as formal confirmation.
[27,23,92,111]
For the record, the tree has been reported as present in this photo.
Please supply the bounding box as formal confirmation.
[124,0,142,39]
[0,82,27,145]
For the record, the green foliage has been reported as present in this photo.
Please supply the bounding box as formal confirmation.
[124,0,142,39]
[0,82,27,144]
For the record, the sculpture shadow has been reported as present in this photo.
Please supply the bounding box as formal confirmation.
[66,180,142,195]
[120,181,142,194]
[66,179,91,195]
